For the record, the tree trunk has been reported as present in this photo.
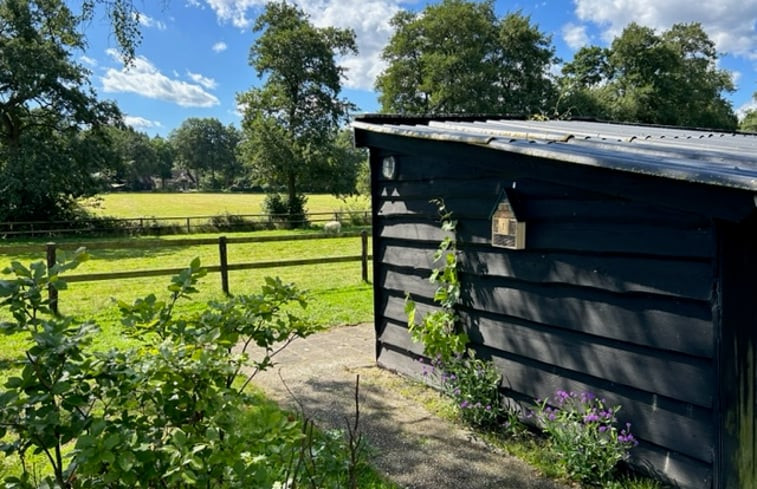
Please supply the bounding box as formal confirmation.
[287,171,297,227]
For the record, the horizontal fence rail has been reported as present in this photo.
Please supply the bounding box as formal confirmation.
[24,231,372,314]
[0,211,371,238]
[0,231,371,255]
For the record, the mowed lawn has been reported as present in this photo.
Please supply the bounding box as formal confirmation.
[0,232,373,336]
[1,193,375,347]
[82,192,350,217]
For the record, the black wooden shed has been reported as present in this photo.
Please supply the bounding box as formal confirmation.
[353,115,757,489]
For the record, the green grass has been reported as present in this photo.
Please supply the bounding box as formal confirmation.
[0,228,388,488]
[81,192,355,218]
[0,230,373,337]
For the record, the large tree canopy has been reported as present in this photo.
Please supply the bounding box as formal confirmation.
[169,118,240,190]
[375,0,557,115]
[106,127,160,190]
[0,0,124,221]
[557,22,737,130]
[238,1,357,220]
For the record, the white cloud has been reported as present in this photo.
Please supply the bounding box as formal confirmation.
[573,0,757,59]
[189,0,403,90]
[307,0,401,90]
[562,22,590,50]
[187,71,218,90]
[212,41,228,52]
[200,0,262,28]
[732,70,743,86]
[136,12,167,30]
[102,49,220,108]
[80,55,97,67]
[737,99,757,119]
[124,115,163,130]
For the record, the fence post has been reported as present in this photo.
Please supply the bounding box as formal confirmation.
[361,230,368,283]
[46,242,59,315]
[186,218,191,234]
[219,236,229,295]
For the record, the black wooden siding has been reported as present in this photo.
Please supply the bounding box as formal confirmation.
[371,147,717,489]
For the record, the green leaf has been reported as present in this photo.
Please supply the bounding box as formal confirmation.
[103,433,120,450]
[118,451,136,471]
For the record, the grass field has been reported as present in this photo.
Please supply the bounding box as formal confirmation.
[3,191,374,335]
[0,231,374,351]
[81,192,355,218]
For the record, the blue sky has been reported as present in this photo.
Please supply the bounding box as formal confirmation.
[75,0,757,137]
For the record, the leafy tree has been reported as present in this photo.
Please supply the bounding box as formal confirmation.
[741,110,757,132]
[0,0,122,222]
[151,135,175,189]
[494,11,558,114]
[557,22,737,130]
[170,118,241,190]
[375,0,556,115]
[238,1,357,223]
[306,128,367,195]
[106,127,160,190]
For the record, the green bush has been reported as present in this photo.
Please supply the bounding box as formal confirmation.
[263,193,308,228]
[0,251,375,488]
[336,196,371,226]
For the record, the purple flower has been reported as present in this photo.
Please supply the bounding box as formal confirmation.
[580,392,596,403]
[583,413,600,423]
[598,425,608,433]
[460,400,469,409]
[485,405,492,411]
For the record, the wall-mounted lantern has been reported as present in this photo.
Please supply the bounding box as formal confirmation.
[381,156,397,180]
[491,182,526,250]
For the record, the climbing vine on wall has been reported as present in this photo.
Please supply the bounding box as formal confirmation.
[405,199,504,429]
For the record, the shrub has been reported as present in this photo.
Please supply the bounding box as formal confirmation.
[0,251,381,488]
[533,390,639,486]
[336,195,371,226]
[263,193,308,228]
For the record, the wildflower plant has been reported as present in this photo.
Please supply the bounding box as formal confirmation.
[534,390,638,486]
[442,356,503,429]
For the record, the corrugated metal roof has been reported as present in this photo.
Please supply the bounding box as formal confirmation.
[352,116,757,191]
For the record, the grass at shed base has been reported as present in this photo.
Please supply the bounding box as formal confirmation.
[359,366,665,489]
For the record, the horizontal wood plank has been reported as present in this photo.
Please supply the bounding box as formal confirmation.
[381,281,714,358]
[380,245,713,301]
[378,219,714,257]
[469,313,713,407]
[379,182,710,228]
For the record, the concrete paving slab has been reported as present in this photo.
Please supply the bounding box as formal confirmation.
[251,323,569,489]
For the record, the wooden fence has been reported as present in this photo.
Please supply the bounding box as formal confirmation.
[0,210,371,237]
[10,231,372,314]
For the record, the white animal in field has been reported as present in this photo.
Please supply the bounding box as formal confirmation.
[324,221,342,234]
